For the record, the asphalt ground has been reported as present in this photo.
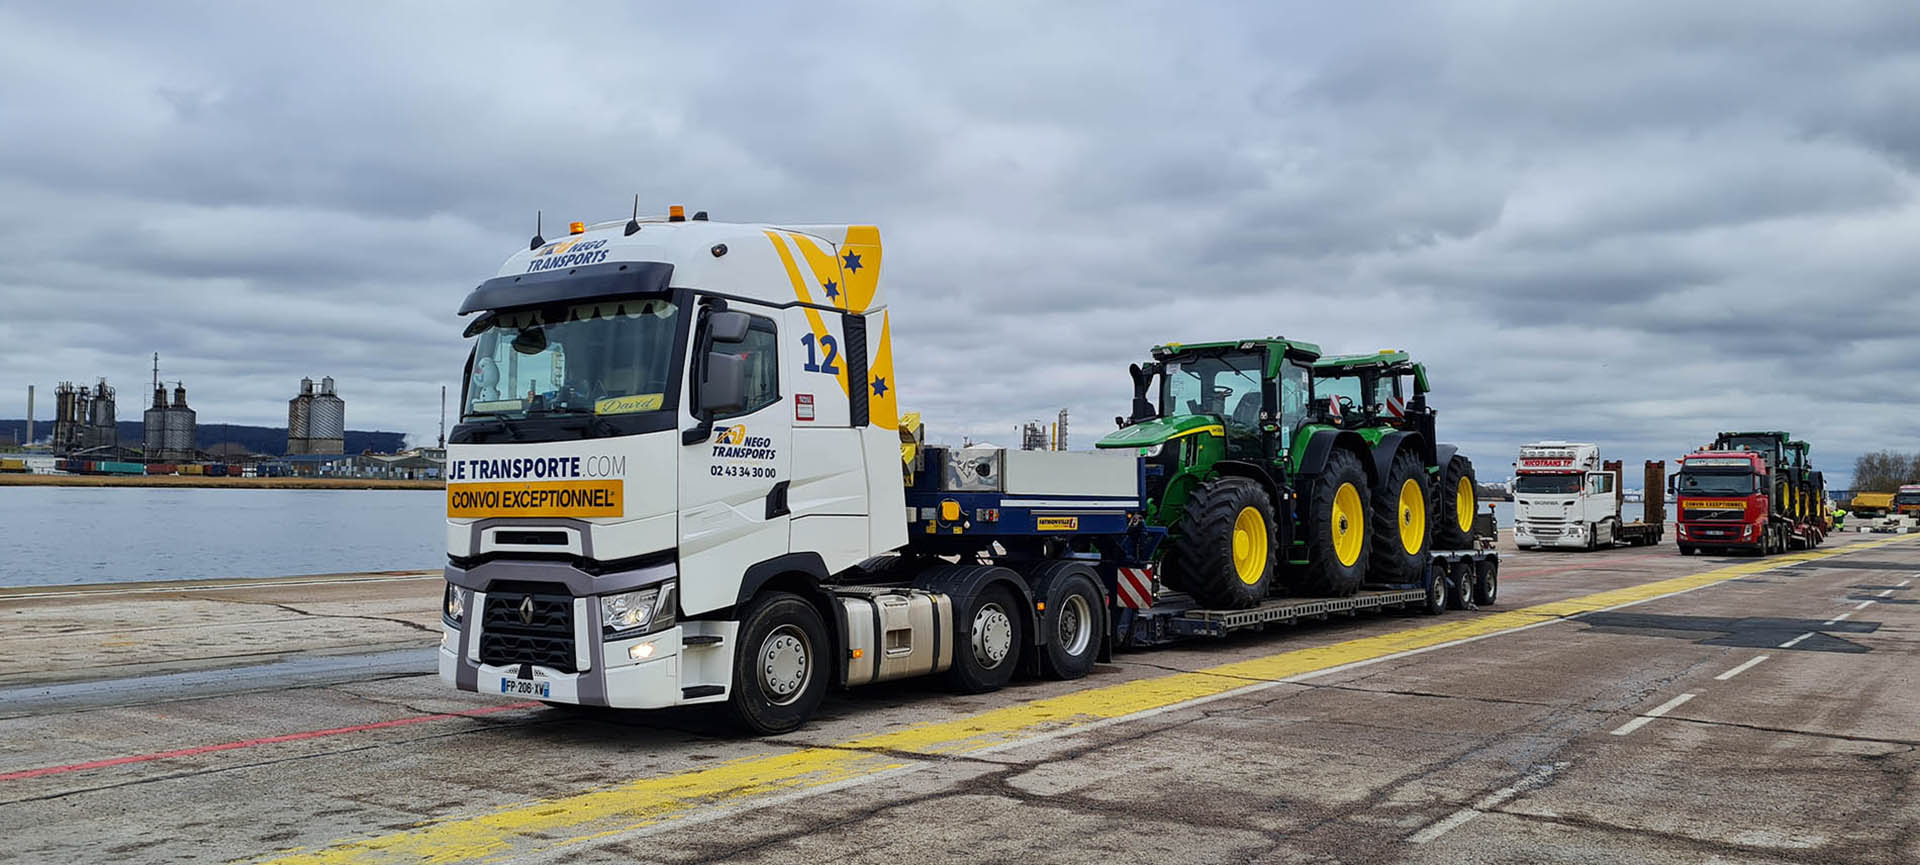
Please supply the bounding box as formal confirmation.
[1,531,1916,864]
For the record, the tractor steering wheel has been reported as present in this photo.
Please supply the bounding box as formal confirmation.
[1337,395,1356,413]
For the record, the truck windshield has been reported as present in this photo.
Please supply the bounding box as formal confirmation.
[1162,353,1263,428]
[464,298,681,421]
[1514,475,1582,494]
[1677,473,1756,495]
[1896,493,1920,505]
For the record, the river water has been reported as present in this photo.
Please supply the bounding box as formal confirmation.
[0,487,1655,587]
[1,487,445,586]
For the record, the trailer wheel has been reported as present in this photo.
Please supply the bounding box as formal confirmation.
[725,591,829,735]
[1445,560,1472,610]
[1037,571,1102,680]
[1294,448,1369,597]
[1432,455,1478,550]
[945,584,1024,694]
[1472,558,1499,605]
[1369,449,1431,586]
[1167,477,1276,608]
[1421,562,1450,615]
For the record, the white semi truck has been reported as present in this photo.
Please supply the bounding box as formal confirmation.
[1511,441,1665,551]
[439,208,1497,732]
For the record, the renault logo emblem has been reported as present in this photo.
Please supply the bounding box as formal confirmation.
[518,596,534,625]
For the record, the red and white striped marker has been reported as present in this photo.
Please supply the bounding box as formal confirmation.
[1115,566,1156,609]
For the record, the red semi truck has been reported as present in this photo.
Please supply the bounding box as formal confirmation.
[1671,449,1825,556]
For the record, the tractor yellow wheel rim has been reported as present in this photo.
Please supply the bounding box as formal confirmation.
[1333,483,1364,567]
[1231,506,1268,586]
[1398,478,1427,555]
[1455,477,1474,532]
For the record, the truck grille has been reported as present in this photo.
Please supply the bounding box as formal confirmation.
[1520,517,1565,539]
[480,585,577,673]
[1682,508,1745,521]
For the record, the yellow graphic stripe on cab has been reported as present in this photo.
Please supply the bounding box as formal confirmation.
[788,233,850,312]
[765,231,849,397]
[840,225,883,313]
[868,310,899,430]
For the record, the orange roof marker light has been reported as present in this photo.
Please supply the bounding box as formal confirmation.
[569,221,585,235]
[669,205,686,222]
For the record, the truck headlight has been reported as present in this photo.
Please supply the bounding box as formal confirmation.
[603,583,676,635]
[444,585,470,624]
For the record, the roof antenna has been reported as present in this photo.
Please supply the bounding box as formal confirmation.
[529,210,545,250]
[625,195,642,236]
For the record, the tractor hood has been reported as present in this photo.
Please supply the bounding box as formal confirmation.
[1096,414,1222,450]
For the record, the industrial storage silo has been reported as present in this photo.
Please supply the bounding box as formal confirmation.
[287,377,313,455]
[308,377,345,455]
[144,386,168,457]
[166,384,196,459]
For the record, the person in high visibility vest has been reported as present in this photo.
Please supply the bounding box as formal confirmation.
[1833,507,1847,529]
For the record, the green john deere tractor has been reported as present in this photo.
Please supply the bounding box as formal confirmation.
[1096,340,1476,609]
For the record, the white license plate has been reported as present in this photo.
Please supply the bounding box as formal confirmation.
[500,677,550,698]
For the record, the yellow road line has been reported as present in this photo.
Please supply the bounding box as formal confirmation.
[261,535,1918,864]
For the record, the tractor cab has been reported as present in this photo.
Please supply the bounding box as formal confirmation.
[1311,351,1431,431]
[1106,338,1321,465]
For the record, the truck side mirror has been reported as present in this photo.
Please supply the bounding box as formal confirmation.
[708,311,751,344]
[700,352,748,414]
[1667,475,1676,496]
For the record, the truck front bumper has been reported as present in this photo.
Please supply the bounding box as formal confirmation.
[439,620,736,709]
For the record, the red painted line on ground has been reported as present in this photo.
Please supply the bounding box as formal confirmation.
[0,702,540,783]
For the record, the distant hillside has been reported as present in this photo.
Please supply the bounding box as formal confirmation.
[0,419,406,456]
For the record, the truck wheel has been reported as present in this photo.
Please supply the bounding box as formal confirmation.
[725,592,829,735]
[1445,560,1471,610]
[1472,559,1499,605]
[1422,562,1450,615]
[1295,448,1370,597]
[1369,449,1431,585]
[945,584,1024,694]
[1037,570,1103,680]
[1167,477,1276,608]
[1433,455,1478,550]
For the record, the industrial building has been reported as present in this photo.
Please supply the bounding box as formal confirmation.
[51,379,118,455]
[287,377,345,455]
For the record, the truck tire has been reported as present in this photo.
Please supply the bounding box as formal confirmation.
[725,591,830,735]
[1166,477,1276,609]
[1421,562,1450,615]
[945,584,1024,694]
[1433,455,1478,550]
[1472,558,1499,605]
[1445,560,1472,611]
[1293,448,1369,597]
[1033,566,1103,680]
[1369,449,1431,585]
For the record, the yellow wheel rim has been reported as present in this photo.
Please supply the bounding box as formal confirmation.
[1398,478,1427,555]
[1231,506,1268,586]
[1332,483,1364,567]
[1455,477,1474,532]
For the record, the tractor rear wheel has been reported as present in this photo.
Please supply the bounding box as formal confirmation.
[1166,477,1275,609]
[1293,449,1369,597]
[1433,455,1478,550]
[1369,449,1431,585]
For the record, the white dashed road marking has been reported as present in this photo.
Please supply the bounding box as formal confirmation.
[1407,762,1570,844]
[1611,693,1697,736]
[1778,632,1815,649]
[1714,655,1770,681]
[1823,612,1852,625]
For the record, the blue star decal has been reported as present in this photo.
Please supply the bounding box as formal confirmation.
[822,279,840,300]
[871,376,888,397]
[841,251,863,273]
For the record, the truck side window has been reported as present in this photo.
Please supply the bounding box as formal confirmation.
[717,316,780,419]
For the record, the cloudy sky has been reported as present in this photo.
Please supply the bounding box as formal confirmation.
[3,2,1917,487]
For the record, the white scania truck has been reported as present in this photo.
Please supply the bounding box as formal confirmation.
[1511,441,1665,551]
[439,208,1495,732]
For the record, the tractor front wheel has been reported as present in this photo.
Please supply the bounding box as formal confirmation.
[1294,449,1369,597]
[1166,477,1276,609]
[1433,455,1478,550]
